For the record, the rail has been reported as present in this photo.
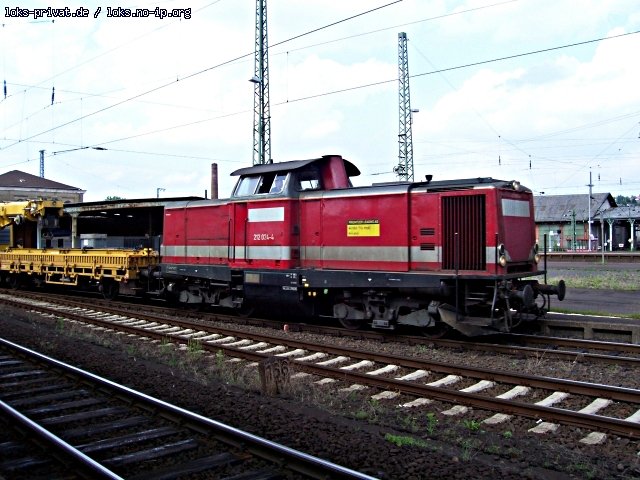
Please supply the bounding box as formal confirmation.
[0,337,376,480]
[3,294,639,439]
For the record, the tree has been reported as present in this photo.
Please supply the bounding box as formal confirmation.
[105,196,125,201]
[615,195,638,206]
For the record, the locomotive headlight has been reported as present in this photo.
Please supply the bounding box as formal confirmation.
[532,243,540,264]
[512,181,521,191]
[497,243,507,267]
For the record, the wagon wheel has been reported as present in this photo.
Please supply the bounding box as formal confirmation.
[101,280,120,300]
[7,274,21,290]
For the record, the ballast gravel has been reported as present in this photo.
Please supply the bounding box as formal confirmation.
[0,305,638,480]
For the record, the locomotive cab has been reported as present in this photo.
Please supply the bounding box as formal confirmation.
[231,154,358,198]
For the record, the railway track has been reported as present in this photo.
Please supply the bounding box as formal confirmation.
[0,337,376,480]
[1,292,639,443]
[2,289,638,367]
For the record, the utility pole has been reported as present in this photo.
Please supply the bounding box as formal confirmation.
[395,32,414,182]
[628,206,636,252]
[600,211,605,264]
[252,0,271,165]
[39,150,45,178]
[587,170,593,251]
[570,210,577,251]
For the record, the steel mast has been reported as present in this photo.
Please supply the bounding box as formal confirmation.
[39,150,45,178]
[395,32,413,182]
[252,0,271,165]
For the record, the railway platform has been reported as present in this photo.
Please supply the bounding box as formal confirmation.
[544,251,640,263]
[545,287,639,343]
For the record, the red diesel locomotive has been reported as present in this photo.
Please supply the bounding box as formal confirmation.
[161,154,565,336]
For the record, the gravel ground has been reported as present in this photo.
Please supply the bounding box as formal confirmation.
[1,305,639,480]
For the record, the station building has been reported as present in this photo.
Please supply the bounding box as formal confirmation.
[534,193,640,252]
[0,168,211,251]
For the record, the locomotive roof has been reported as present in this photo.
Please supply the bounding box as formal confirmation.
[425,177,531,191]
[230,156,360,177]
[374,176,531,192]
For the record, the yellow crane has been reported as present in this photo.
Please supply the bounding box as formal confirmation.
[0,199,64,229]
[0,199,158,298]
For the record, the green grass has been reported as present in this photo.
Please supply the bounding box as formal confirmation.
[187,338,203,355]
[55,317,65,331]
[542,269,640,291]
[550,306,640,319]
[459,438,479,461]
[425,412,438,435]
[462,419,482,432]
[384,433,429,448]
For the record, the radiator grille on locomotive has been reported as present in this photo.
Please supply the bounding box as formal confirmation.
[442,195,486,270]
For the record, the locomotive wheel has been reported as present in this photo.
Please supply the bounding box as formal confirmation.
[237,303,256,318]
[338,317,364,330]
[419,322,451,339]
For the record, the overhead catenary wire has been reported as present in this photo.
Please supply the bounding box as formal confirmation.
[5,1,632,152]
[0,0,404,152]
[31,29,640,154]
[0,0,514,118]
[2,3,638,199]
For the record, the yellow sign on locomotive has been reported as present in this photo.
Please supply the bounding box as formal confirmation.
[347,219,380,237]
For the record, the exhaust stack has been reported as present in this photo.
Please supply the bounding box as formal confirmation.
[211,163,218,200]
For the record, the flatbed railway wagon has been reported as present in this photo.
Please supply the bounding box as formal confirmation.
[0,247,159,298]
[161,154,565,336]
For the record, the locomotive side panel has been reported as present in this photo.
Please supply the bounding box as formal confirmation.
[162,202,230,266]
[311,189,410,272]
[299,198,322,268]
[186,204,230,265]
[231,200,298,270]
[409,189,441,271]
[498,190,539,272]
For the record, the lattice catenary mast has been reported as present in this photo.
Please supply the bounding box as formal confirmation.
[39,150,45,178]
[252,0,271,165]
[395,32,414,182]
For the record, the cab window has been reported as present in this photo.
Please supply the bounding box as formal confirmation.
[296,170,321,191]
[234,176,261,197]
[269,174,287,193]
[256,173,276,194]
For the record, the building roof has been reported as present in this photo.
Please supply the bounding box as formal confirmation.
[602,204,640,220]
[64,196,204,214]
[534,193,615,222]
[0,170,84,191]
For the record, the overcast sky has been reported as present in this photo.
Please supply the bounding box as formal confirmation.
[1,0,639,201]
